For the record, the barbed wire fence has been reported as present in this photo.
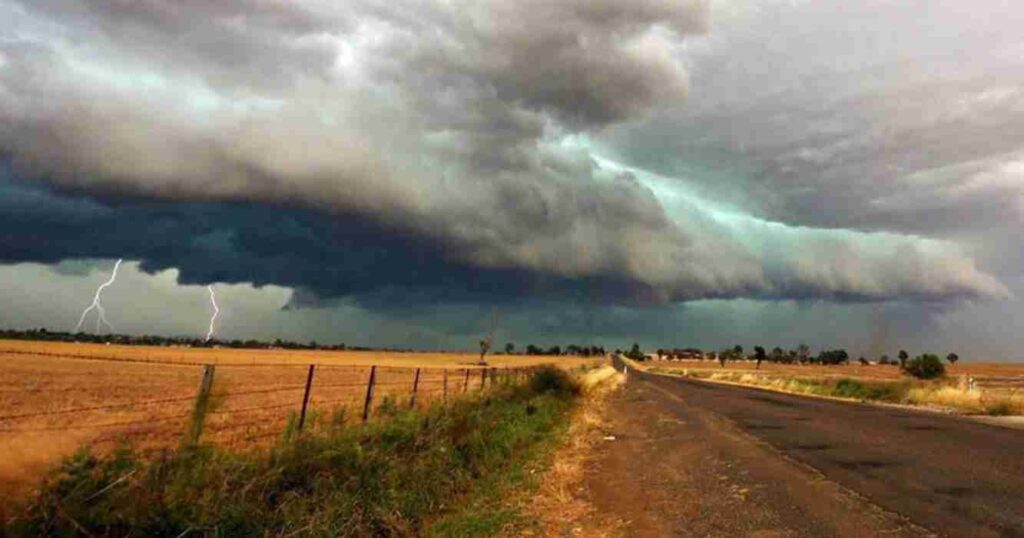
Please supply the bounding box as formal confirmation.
[0,353,543,456]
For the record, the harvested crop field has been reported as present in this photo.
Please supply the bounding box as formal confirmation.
[0,339,590,501]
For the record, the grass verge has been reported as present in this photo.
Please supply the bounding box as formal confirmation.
[4,367,581,537]
[516,365,626,537]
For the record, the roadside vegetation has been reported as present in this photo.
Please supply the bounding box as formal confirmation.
[4,366,581,537]
[626,342,1022,417]
[519,365,626,536]
[659,369,1023,416]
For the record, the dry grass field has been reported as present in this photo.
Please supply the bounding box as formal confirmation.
[647,359,1024,415]
[0,339,590,501]
[647,358,1024,384]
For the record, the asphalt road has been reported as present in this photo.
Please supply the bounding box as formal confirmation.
[609,357,1024,536]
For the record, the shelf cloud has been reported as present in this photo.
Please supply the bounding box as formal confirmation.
[0,0,1012,308]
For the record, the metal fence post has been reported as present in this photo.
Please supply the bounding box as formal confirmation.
[185,364,216,448]
[362,365,377,423]
[409,367,421,409]
[297,364,316,432]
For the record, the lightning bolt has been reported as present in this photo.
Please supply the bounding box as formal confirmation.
[74,258,123,334]
[205,285,219,342]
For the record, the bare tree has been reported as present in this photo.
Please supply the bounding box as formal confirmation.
[478,338,491,366]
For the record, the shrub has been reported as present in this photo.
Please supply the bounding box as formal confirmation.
[904,354,946,380]
[985,401,1014,416]
[529,366,580,398]
[833,378,868,398]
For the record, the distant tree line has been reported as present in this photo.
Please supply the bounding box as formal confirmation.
[621,340,960,379]
[510,343,606,357]
[0,328,610,357]
[0,328,348,352]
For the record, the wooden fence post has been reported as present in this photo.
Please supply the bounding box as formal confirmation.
[463,368,470,393]
[297,364,316,432]
[409,368,421,409]
[185,364,216,448]
[480,368,487,390]
[443,369,449,403]
[362,365,377,423]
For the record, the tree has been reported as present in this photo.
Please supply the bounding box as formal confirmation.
[898,350,909,369]
[626,342,645,361]
[505,342,515,354]
[878,354,892,365]
[905,354,945,380]
[771,347,784,363]
[946,353,959,365]
[478,338,491,365]
[858,356,870,366]
[733,345,744,358]
[754,346,766,369]
[816,349,849,365]
[797,343,810,364]
[717,350,727,368]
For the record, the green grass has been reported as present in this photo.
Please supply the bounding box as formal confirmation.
[828,378,910,402]
[5,367,580,537]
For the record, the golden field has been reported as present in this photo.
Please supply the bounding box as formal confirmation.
[0,339,588,500]
[645,358,1024,387]
[646,358,1024,416]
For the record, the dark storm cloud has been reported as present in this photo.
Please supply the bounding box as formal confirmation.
[0,0,1009,305]
[0,174,688,306]
[0,173,1005,306]
[602,0,1024,239]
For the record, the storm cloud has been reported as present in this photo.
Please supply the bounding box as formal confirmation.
[0,0,1011,308]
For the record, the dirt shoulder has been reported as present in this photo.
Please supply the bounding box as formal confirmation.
[574,367,931,537]
[520,366,626,537]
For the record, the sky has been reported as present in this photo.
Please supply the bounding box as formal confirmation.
[1,0,1022,358]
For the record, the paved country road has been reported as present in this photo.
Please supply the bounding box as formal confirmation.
[582,357,1024,537]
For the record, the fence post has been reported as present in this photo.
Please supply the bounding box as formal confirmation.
[362,365,378,423]
[297,364,316,432]
[409,367,421,409]
[463,368,470,393]
[443,369,449,404]
[185,364,216,448]
[480,368,487,391]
